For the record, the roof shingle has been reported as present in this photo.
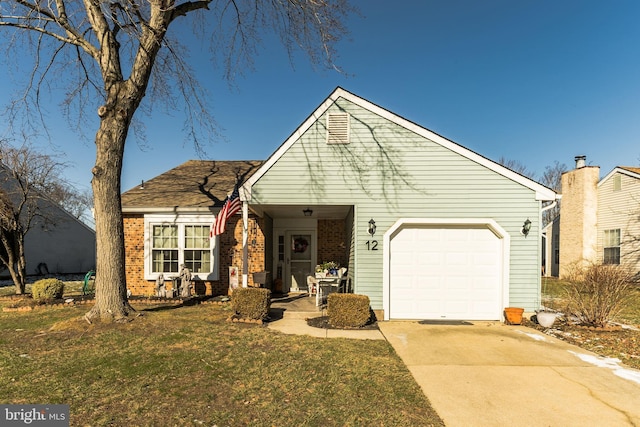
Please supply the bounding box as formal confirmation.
[121,160,263,209]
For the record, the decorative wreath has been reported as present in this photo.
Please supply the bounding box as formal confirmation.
[293,237,309,253]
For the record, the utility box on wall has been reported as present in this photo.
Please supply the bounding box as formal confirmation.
[252,271,271,288]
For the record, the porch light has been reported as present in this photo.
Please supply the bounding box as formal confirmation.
[521,218,532,237]
[303,208,313,217]
[368,218,376,236]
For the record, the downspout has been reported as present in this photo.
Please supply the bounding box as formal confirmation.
[541,199,558,216]
[540,197,560,283]
[242,202,249,287]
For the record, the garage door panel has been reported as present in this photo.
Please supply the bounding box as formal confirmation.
[444,252,469,266]
[390,225,503,320]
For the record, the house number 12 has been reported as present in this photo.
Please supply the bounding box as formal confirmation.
[365,240,378,250]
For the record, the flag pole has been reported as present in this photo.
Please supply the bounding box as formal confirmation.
[242,201,249,288]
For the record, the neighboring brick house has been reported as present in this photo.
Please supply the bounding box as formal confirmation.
[123,88,558,320]
[121,160,264,296]
[554,156,640,278]
[122,160,351,296]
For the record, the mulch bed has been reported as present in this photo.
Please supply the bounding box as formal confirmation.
[523,316,640,369]
[306,315,379,330]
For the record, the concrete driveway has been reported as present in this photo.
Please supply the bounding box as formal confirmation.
[378,321,640,427]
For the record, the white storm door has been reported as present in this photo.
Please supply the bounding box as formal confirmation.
[285,231,315,292]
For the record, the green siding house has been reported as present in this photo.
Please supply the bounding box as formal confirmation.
[123,87,558,321]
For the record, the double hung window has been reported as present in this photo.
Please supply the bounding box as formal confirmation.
[603,229,621,265]
[152,225,179,273]
[145,215,218,280]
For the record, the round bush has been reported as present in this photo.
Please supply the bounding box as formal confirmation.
[31,278,65,302]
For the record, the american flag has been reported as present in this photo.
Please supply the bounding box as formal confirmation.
[210,186,241,238]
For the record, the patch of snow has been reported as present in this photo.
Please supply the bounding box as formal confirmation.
[516,330,549,342]
[396,333,408,346]
[615,369,640,383]
[569,350,640,385]
[569,351,621,368]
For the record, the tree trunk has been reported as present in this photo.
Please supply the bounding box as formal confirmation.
[85,88,136,322]
[83,2,171,321]
[0,230,25,294]
[16,232,26,290]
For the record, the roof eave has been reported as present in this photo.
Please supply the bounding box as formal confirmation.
[122,206,217,214]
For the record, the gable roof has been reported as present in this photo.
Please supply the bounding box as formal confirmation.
[0,162,95,233]
[620,166,640,176]
[242,87,557,202]
[121,160,263,212]
[598,166,640,187]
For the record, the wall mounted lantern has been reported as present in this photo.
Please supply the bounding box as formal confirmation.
[303,208,313,217]
[521,218,532,237]
[368,218,377,236]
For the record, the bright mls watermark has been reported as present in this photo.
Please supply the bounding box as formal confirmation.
[1,405,69,426]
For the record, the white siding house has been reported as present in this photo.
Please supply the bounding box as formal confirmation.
[556,159,640,278]
[0,164,95,277]
[241,88,557,320]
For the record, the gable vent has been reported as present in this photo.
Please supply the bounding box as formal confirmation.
[327,112,350,144]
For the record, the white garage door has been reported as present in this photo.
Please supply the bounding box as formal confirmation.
[389,225,503,320]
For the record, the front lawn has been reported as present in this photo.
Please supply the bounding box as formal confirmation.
[0,299,444,426]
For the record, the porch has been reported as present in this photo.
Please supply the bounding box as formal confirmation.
[248,204,354,295]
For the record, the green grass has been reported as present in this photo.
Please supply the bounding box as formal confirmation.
[0,279,86,298]
[0,300,444,426]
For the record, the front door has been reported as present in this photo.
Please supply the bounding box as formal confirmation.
[285,231,315,292]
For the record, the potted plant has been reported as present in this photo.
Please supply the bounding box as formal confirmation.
[504,307,524,325]
[535,310,557,328]
[536,276,558,328]
[316,261,340,276]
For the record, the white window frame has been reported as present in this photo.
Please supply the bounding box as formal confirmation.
[603,228,621,265]
[144,214,219,281]
[613,174,622,191]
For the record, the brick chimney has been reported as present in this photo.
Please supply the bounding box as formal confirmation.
[559,155,599,277]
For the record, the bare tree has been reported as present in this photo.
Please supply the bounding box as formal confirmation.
[0,141,71,293]
[0,1,352,322]
[48,182,94,227]
[497,156,536,180]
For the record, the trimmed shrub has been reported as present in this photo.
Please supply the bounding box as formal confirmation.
[31,278,65,302]
[327,293,371,328]
[232,287,271,320]
[564,263,634,328]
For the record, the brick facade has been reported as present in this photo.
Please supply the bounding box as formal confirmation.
[124,213,265,296]
[317,219,349,269]
[124,214,145,295]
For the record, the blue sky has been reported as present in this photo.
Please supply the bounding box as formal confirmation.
[1,0,639,194]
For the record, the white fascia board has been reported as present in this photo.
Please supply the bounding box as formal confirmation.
[241,87,558,202]
[122,206,216,214]
[241,90,343,201]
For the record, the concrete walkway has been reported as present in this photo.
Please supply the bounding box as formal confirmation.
[378,321,640,427]
[267,293,385,340]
